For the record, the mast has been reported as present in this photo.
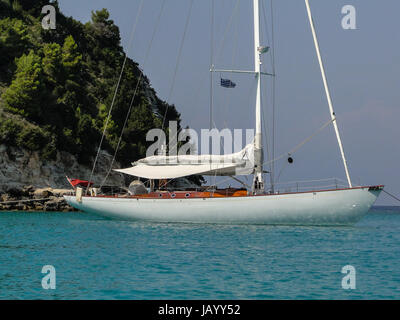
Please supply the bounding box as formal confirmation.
[253,0,264,193]
[305,0,352,187]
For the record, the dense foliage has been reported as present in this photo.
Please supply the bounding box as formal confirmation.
[0,1,181,168]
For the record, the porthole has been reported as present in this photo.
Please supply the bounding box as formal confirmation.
[171,193,176,198]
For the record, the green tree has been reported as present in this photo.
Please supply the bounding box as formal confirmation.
[85,8,122,68]
[17,0,54,15]
[0,4,185,171]
[0,0,11,17]
[2,50,45,119]
[0,118,21,145]
[89,9,121,49]
[17,126,47,151]
[0,18,30,80]
[42,42,62,85]
[62,35,82,73]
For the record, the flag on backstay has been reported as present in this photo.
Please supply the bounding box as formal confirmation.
[220,78,236,88]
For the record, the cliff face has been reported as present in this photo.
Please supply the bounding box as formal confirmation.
[0,144,124,192]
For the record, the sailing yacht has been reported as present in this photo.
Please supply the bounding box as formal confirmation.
[64,0,383,225]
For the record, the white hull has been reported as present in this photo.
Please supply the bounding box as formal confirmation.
[64,187,382,225]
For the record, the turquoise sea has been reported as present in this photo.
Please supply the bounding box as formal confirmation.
[0,206,399,300]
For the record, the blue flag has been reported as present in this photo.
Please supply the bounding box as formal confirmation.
[220,78,236,88]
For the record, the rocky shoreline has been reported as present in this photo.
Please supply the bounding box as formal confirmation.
[0,186,78,212]
[0,144,125,212]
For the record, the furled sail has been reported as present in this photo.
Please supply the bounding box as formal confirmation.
[114,142,255,179]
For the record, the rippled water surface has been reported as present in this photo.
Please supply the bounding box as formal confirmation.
[0,206,399,299]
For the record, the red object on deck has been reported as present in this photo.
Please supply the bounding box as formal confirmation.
[66,176,93,188]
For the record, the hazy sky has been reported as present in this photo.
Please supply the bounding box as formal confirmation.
[58,0,400,205]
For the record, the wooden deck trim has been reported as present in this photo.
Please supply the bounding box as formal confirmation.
[81,185,384,200]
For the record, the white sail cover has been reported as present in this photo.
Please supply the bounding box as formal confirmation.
[114,142,255,179]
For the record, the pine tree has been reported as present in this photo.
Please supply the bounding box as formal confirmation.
[3,50,45,119]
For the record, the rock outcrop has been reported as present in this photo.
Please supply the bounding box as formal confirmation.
[0,144,124,192]
[0,144,126,211]
[0,186,76,212]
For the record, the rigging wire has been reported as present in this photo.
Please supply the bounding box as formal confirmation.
[159,113,341,191]
[259,1,272,185]
[258,0,270,187]
[213,0,240,142]
[131,0,240,193]
[210,0,214,132]
[382,190,400,204]
[209,0,214,174]
[268,0,276,191]
[100,0,167,188]
[260,86,272,189]
[86,0,145,192]
[213,1,248,190]
[270,0,277,182]
[161,0,195,130]
[167,0,239,160]
[275,177,348,186]
[158,0,195,163]
[219,0,240,132]
[262,117,335,167]
[167,0,239,190]
[211,78,256,190]
[214,0,241,67]
[260,0,276,191]
[274,157,290,185]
